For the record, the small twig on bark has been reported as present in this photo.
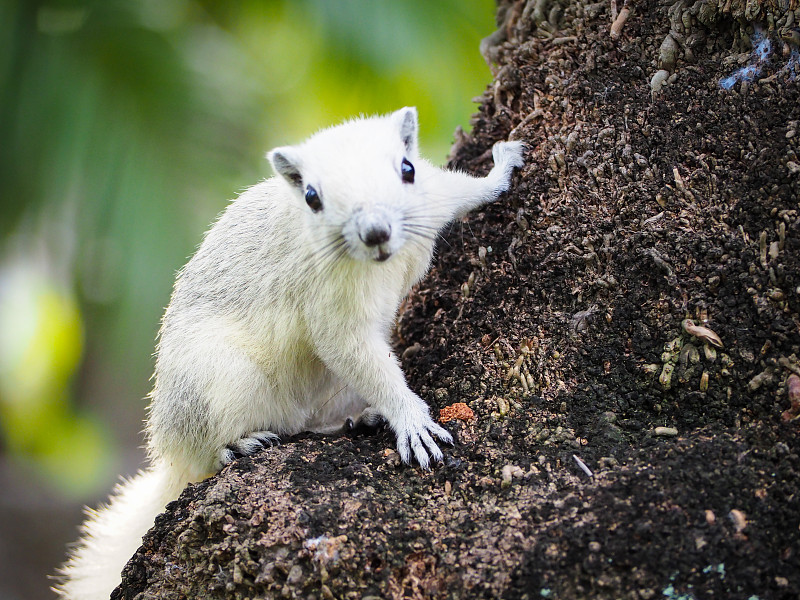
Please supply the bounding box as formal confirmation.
[610,3,630,40]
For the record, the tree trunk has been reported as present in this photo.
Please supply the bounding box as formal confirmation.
[114,1,800,598]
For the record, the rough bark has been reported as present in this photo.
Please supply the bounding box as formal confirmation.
[115,1,800,598]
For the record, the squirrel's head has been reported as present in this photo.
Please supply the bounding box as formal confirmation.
[268,107,425,264]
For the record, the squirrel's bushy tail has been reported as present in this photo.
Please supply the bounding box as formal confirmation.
[55,462,188,600]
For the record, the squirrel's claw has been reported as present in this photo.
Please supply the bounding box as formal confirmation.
[221,431,280,465]
[396,418,453,470]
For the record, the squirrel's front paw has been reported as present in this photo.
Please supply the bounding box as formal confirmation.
[492,140,525,171]
[393,410,453,470]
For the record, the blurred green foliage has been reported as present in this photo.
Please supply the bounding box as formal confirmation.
[0,0,497,496]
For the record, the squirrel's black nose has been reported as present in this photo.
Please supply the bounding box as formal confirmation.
[360,225,391,247]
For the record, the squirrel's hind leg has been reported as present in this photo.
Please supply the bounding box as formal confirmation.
[306,385,368,434]
[220,431,280,465]
[344,407,387,436]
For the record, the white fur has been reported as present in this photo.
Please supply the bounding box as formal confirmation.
[55,464,188,599]
[56,107,524,599]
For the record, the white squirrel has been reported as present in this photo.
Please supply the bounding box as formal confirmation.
[56,107,524,600]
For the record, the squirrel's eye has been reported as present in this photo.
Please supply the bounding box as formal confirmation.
[305,185,322,212]
[401,158,415,184]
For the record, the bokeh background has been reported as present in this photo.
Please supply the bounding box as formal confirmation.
[0,0,498,597]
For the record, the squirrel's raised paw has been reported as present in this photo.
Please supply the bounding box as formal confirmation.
[492,140,526,170]
[220,431,280,465]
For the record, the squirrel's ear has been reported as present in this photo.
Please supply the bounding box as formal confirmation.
[391,107,418,156]
[268,147,303,190]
